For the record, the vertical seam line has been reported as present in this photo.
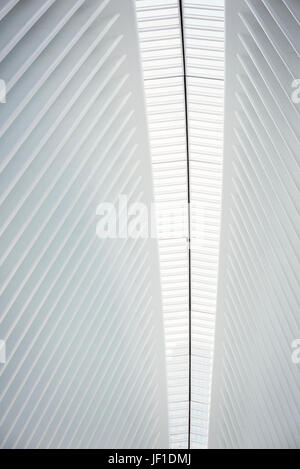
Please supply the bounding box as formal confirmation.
[178,0,192,451]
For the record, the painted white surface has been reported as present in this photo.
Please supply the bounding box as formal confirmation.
[0,0,168,449]
[209,0,300,449]
[0,341,5,364]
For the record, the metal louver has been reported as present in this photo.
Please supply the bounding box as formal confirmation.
[0,0,168,449]
[209,0,300,449]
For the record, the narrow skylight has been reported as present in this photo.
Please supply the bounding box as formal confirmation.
[136,0,224,449]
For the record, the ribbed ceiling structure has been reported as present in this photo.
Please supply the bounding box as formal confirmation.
[209,0,300,449]
[0,0,169,449]
[136,0,224,449]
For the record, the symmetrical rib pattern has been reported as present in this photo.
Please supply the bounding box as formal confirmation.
[209,0,300,449]
[136,0,224,449]
[0,0,168,449]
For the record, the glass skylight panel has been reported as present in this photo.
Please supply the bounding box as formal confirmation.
[137,0,224,449]
[137,0,189,449]
[184,0,224,449]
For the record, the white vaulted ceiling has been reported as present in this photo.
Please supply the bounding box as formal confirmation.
[0,0,168,449]
[209,0,300,449]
